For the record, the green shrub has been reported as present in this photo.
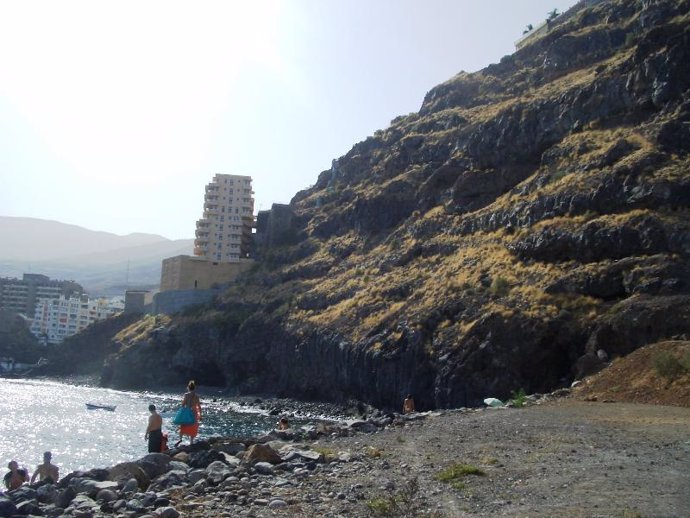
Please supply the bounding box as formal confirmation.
[551,169,568,182]
[489,276,511,297]
[681,350,690,370]
[436,463,485,483]
[510,388,527,408]
[624,32,637,47]
[367,498,394,515]
[652,351,687,380]
[312,446,337,461]
[366,478,445,517]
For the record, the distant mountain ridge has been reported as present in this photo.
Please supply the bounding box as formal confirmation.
[0,217,178,261]
[0,217,194,295]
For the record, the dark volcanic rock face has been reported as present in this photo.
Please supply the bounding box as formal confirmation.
[103,0,690,410]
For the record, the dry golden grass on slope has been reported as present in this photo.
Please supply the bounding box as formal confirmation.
[443,47,633,128]
[492,129,655,211]
[461,97,519,125]
[114,314,171,348]
[291,228,584,340]
[573,341,690,407]
[512,208,669,238]
[651,159,690,182]
[264,135,681,339]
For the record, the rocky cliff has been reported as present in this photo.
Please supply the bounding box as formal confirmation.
[0,310,43,363]
[102,0,690,409]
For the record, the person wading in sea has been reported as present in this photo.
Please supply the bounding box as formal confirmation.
[144,404,163,453]
[175,380,202,447]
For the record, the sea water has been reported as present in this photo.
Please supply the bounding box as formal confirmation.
[0,378,291,477]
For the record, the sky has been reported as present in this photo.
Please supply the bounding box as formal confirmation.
[0,0,577,241]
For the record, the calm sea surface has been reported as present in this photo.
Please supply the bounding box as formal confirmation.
[0,378,297,477]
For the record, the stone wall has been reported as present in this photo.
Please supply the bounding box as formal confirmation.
[254,204,296,256]
[124,290,153,314]
[152,288,222,315]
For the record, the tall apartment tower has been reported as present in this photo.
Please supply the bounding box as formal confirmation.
[194,174,255,263]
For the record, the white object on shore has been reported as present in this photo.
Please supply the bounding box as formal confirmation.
[483,398,504,408]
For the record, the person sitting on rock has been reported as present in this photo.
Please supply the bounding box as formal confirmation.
[4,460,28,490]
[277,417,290,430]
[403,394,416,414]
[30,451,59,484]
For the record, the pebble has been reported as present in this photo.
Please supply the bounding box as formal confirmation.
[268,498,288,509]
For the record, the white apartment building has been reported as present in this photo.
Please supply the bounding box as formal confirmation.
[0,273,83,316]
[30,295,123,345]
[194,174,254,263]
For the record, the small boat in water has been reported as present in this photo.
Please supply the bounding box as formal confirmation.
[85,403,116,411]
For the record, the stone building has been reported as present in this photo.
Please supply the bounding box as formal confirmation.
[156,173,257,315]
[124,290,154,314]
[159,255,254,292]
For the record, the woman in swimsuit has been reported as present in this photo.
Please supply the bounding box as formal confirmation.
[4,460,28,491]
[177,380,202,446]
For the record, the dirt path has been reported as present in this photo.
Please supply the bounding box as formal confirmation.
[305,400,690,517]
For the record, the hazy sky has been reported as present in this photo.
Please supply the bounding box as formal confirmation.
[0,0,576,240]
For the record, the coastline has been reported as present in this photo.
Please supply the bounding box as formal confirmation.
[23,373,359,421]
[3,393,689,517]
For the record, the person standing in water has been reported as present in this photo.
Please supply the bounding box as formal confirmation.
[176,380,202,446]
[144,404,163,453]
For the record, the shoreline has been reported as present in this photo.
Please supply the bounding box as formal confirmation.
[23,373,370,423]
[5,392,689,517]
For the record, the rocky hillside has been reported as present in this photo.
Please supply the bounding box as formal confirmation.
[102,0,690,410]
[0,310,43,363]
[42,312,144,376]
[573,339,690,405]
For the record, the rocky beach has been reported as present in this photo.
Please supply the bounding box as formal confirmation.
[3,390,689,518]
[3,0,689,515]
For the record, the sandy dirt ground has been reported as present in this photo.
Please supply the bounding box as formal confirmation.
[290,400,690,517]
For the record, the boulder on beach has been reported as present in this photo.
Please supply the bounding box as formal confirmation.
[244,444,282,465]
[136,453,171,479]
[0,497,17,518]
[189,449,227,469]
[107,461,151,491]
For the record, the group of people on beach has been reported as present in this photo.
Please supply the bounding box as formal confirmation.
[6,382,413,493]
[145,379,203,453]
[144,380,293,453]
[3,451,59,492]
[4,380,203,494]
